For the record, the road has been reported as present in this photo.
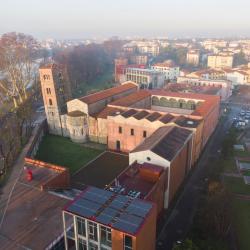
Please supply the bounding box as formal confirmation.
[157,103,241,250]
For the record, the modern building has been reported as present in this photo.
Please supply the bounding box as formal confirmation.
[186,50,200,66]
[125,68,165,89]
[63,186,157,250]
[151,60,180,81]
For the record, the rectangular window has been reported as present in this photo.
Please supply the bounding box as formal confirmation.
[88,221,98,241]
[100,226,112,247]
[124,235,133,250]
[89,242,98,250]
[130,129,134,136]
[78,237,87,250]
[77,217,86,237]
[119,126,122,134]
[46,88,51,94]
[143,131,147,138]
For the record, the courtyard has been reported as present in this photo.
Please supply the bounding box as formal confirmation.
[35,134,103,174]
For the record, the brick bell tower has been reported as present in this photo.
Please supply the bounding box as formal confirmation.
[39,63,71,135]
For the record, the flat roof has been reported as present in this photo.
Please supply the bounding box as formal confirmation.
[71,151,129,190]
[108,162,164,199]
[0,181,68,249]
[78,82,137,104]
[64,186,153,236]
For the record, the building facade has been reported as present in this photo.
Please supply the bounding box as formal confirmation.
[125,68,165,89]
[186,50,200,66]
[207,54,233,68]
[151,60,180,81]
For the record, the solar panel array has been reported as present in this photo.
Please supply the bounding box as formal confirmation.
[65,186,153,235]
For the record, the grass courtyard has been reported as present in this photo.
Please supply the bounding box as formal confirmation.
[35,134,103,173]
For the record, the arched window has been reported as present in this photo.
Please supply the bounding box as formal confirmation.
[49,99,53,106]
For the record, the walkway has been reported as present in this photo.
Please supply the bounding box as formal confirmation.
[0,124,40,224]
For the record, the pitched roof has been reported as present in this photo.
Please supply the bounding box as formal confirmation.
[131,126,192,162]
[110,90,150,107]
[78,82,137,104]
[94,107,123,119]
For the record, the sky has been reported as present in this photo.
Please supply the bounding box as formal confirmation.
[0,0,250,40]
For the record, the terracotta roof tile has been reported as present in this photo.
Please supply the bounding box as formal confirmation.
[109,90,150,107]
[79,82,137,104]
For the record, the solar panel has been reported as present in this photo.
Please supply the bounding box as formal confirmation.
[96,207,117,225]
[65,186,154,235]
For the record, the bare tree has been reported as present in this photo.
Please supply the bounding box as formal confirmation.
[0,32,40,108]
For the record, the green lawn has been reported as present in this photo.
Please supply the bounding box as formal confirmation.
[35,134,103,173]
[232,198,250,250]
[224,176,250,195]
[234,149,250,158]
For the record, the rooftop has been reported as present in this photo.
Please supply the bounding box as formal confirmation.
[174,116,202,128]
[109,90,150,107]
[0,172,68,249]
[132,126,192,162]
[78,82,137,104]
[64,186,154,236]
[71,151,129,190]
[108,162,164,199]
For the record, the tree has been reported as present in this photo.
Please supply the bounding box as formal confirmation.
[0,32,40,108]
[0,114,20,172]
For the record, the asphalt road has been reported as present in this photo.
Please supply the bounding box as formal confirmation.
[157,104,241,250]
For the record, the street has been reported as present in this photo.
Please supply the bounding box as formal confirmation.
[157,103,241,250]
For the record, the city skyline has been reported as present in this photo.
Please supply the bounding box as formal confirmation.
[1,0,250,39]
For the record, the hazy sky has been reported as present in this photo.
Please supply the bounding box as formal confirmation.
[0,0,250,39]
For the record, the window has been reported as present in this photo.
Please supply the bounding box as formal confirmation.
[78,237,87,250]
[124,235,132,250]
[46,88,51,94]
[119,126,122,134]
[143,131,147,138]
[89,242,98,250]
[48,99,53,106]
[77,218,86,237]
[101,226,112,247]
[43,74,50,81]
[147,157,151,161]
[88,222,98,241]
[130,129,134,136]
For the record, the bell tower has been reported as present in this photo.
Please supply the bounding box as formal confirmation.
[39,63,71,135]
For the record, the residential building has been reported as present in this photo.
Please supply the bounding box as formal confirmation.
[186,50,200,66]
[177,76,232,100]
[130,54,148,65]
[151,60,180,81]
[207,53,233,68]
[114,58,128,82]
[186,69,226,80]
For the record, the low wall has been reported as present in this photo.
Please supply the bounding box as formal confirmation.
[24,157,70,191]
[24,120,70,191]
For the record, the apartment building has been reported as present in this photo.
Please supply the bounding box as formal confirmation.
[125,68,165,89]
[186,49,200,66]
[151,60,180,81]
[177,76,232,100]
[207,53,234,68]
